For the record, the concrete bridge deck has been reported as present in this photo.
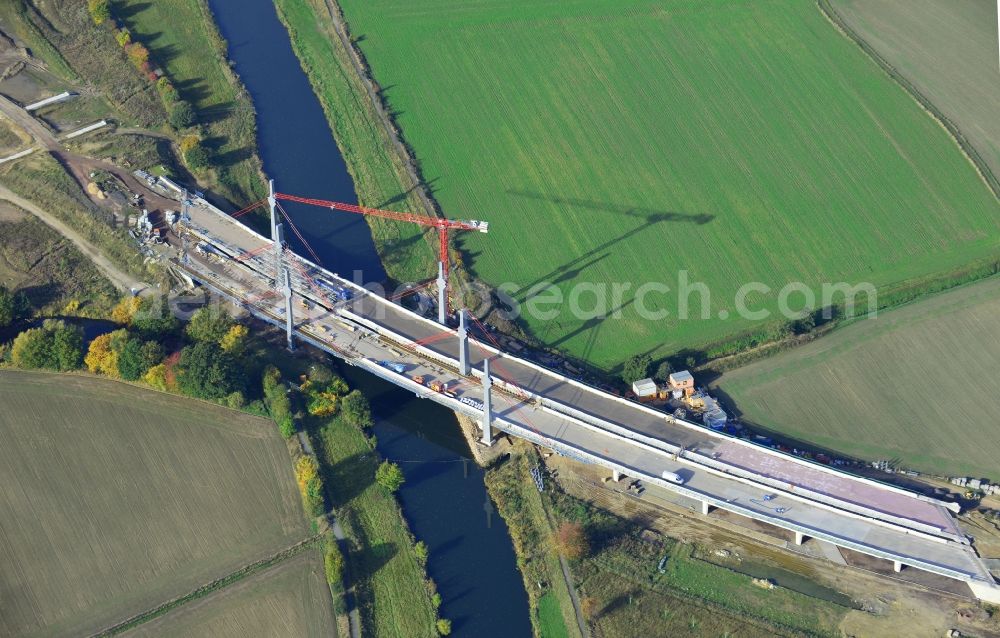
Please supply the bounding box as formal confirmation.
[173,194,998,596]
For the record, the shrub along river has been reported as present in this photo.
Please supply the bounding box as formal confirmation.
[209,1,531,635]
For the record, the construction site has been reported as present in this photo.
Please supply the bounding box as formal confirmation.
[82,164,992,609]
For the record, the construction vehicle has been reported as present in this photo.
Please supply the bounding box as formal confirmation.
[429,380,447,393]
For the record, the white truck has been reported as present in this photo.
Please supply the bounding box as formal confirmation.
[661,470,685,485]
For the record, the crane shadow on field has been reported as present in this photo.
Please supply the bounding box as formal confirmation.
[506,190,715,300]
[506,190,714,226]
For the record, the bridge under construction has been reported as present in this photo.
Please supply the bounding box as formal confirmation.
[164,179,999,603]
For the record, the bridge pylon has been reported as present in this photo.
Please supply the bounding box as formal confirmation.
[436,261,447,325]
[268,179,278,240]
[269,180,284,289]
[282,267,295,351]
[457,308,470,375]
[481,356,494,446]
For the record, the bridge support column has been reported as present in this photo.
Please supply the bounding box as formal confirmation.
[700,500,711,516]
[480,357,494,446]
[268,179,278,239]
[437,261,447,325]
[282,267,294,351]
[269,180,284,287]
[612,470,623,482]
[893,560,903,573]
[457,308,470,376]
[794,531,806,546]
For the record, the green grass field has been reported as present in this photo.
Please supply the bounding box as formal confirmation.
[122,552,336,638]
[715,275,1000,478]
[0,371,310,638]
[831,0,1000,191]
[114,0,265,205]
[336,0,1000,370]
[536,593,570,638]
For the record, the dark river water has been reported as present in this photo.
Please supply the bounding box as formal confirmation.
[207,1,531,635]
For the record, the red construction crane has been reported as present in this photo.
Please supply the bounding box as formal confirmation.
[273,192,488,319]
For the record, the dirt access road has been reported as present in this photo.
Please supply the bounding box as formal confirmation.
[0,182,144,293]
[0,89,173,293]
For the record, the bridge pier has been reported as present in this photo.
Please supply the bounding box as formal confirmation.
[794,531,806,545]
[480,357,494,446]
[457,308,470,376]
[612,470,623,482]
[700,500,711,516]
[282,267,294,351]
[269,180,284,286]
[437,261,447,325]
[268,179,278,239]
[893,560,903,573]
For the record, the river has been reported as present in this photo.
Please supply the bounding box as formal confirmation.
[207,1,531,635]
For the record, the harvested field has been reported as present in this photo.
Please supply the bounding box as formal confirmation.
[0,371,309,638]
[122,552,337,638]
[337,0,1000,370]
[830,0,1000,191]
[715,276,1000,478]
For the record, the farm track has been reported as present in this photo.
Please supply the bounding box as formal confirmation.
[93,535,325,637]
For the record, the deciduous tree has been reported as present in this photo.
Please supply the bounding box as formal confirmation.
[87,0,111,25]
[11,327,54,369]
[111,296,142,325]
[375,461,405,493]
[219,324,249,356]
[144,363,167,390]
[177,342,244,399]
[341,390,372,428]
[185,306,233,344]
[118,337,163,380]
[84,330,124,378]
[51,322,84,371]
[621,353,652,385]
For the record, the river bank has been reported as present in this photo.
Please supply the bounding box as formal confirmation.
[271,0,435,284]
